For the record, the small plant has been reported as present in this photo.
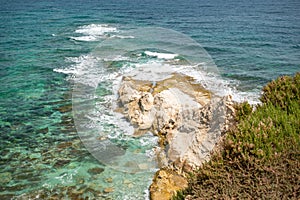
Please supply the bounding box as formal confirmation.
[172,190,185,200]
[234,101,253,121]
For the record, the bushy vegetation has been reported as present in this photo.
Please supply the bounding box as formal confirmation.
[260,73,300,111]
[174,73,300,199]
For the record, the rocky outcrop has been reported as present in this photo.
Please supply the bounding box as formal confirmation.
[117,73,235,169]
[117,72,236,199]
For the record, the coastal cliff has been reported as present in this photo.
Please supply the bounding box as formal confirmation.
[117,72,236,199]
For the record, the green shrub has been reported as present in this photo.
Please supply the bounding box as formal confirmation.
[225,101,299,163]
[260,72,300,111]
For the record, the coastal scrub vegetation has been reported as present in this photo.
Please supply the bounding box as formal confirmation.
[174,72,300,199]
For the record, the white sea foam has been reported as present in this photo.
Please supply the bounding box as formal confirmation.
[70,36,98,41]
[71,24,135,42]
[53,67,80,75]
[111,35,135,39]
[54,55,105,87]
[70,24,119,41]
[75,24,118,36]
[103,55,131,62]
[144,51,178,60]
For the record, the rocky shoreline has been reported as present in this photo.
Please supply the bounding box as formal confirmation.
[117,71,236,200]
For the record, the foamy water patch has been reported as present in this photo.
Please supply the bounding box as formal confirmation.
[70,36,98,42]
[231,90,261,105]
[70,24,119,41]
[75,24,118,36]
[54,55,104,87]
[144,51,179,60]
[111,35,135,39]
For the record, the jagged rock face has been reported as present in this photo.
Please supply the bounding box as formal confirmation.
[117,73,235,171]
[168,95,235,171]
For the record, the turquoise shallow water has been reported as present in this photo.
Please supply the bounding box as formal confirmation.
[0,0,299,199]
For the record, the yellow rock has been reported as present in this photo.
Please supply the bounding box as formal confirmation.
[149,169,188,200]
[103,187,114,193]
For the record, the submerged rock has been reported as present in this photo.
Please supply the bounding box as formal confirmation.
[0,172,12,184]
[57,141,73,149]
[53,159,71,168]
[104,187,114,193]
[87,167,105,175]
[55,103,72,113]
[105,177,113,183]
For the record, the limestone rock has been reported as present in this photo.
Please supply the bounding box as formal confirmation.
[118,78,141,105]
[117,73,235,170]
[169,95,235,170]
[149,169,188,200]
[140,92,154,111]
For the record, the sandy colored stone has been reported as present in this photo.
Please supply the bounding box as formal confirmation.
[103,187,114,193]
[152,73,211,106]
[149,169,188,200]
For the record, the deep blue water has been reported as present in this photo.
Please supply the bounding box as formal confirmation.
[0,0,299,199]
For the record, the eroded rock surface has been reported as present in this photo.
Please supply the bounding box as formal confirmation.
[117,72,235,199]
